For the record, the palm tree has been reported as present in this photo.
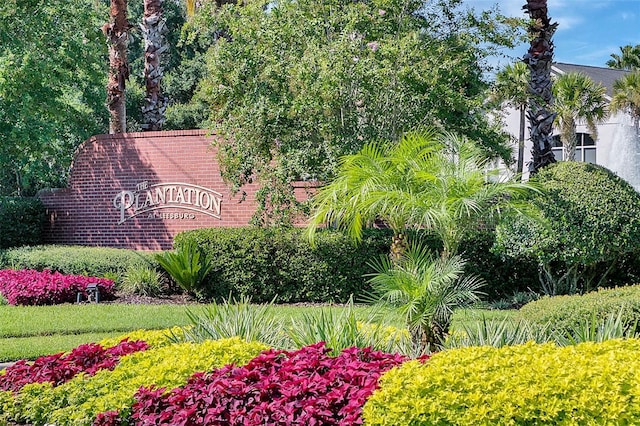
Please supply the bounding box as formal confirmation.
[367,243,483,351]
[606,45,640,71]
[523,0,558,173]
[141,0,168,131]
[306,129,536,260]
[185,0,197,18]
[102,0,131,133]
[552,72,608,161]
[492,62,529,174]
[610,71,640,135]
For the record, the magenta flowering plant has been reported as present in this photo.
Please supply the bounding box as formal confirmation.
[101,342,414,426]
[0,269,115,305]
[0,339,148,392]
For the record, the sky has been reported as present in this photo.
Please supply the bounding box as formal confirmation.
[465,0,640,68]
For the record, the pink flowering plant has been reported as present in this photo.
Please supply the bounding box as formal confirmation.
[0,269,115,305]
[96,342,414,426]
[0,339,148,392]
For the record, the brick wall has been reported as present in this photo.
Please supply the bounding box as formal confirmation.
[38,130,315,250]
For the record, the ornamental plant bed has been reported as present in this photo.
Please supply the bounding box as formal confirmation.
[97,342,414,426]
[0,269,115,305]
[0,339,148,392]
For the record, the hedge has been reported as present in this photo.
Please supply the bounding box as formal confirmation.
[363,339,640,425]
[0,197,44,248]
[175,227,539,303]
[518,284,640,335]
[174,228,393,303]
[0,245,158,282]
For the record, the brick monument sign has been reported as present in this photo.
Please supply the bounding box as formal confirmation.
[38,130,314,250]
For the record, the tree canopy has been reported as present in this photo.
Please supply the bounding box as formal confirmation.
[0,0,108,195]
[188,0,520,224]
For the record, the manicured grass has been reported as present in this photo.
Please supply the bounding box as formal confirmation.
[0,303,501,361]
[0,332,124,362]
[0,304,192,338]
[0,303,403,361]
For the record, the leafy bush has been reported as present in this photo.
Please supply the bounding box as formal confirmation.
[495,162,640,294]
[120,266,164,297]
[0,245,157,283]
[0,269,116,305]
[177,227,536,303]
[10,338,268,425]
[363,339,640,425]
[0,340,148,392]
[0,197,44,248]
[155,240,212,295]
[119,343,410,426]
[174,227,393,302]
[518,285,640,336]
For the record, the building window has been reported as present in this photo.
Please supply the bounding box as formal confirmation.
[551,133,596,163]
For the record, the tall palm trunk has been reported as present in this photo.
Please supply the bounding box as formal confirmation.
[103,0,130,134]
[141,0,168,131]
[523,0,557,173]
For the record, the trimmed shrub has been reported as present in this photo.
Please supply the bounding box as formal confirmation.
[363,339,640,425]
[122,343,409,426]
[459,231,539,299]
[495,162,640,294]
[0,245,157,283]
[174,228,393,302]
[175,227,534,303]
[518,285,640,336]
[10,338,268,425]
[0,197,44,248]
[0,269,116,305]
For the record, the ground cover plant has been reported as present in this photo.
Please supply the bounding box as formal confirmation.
[363,339,640,425]
[119,343,410,426]
[0,339,148,392]
[3,336,268,425]
[0,269,115,305]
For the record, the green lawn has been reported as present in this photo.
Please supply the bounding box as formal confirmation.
[0,302,514,362]
[0,304,193,361]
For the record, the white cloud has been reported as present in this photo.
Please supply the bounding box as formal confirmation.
[554,15,583,30]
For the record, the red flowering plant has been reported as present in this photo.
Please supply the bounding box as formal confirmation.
[0,269,115,305]
[99,342,415,426]
[0,339,148,393]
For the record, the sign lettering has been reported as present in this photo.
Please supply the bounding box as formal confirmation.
[113,181,223,224]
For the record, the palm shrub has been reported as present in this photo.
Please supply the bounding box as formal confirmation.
[367,242,484,351]
[155,240,212,296]
[306,129,536,260]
